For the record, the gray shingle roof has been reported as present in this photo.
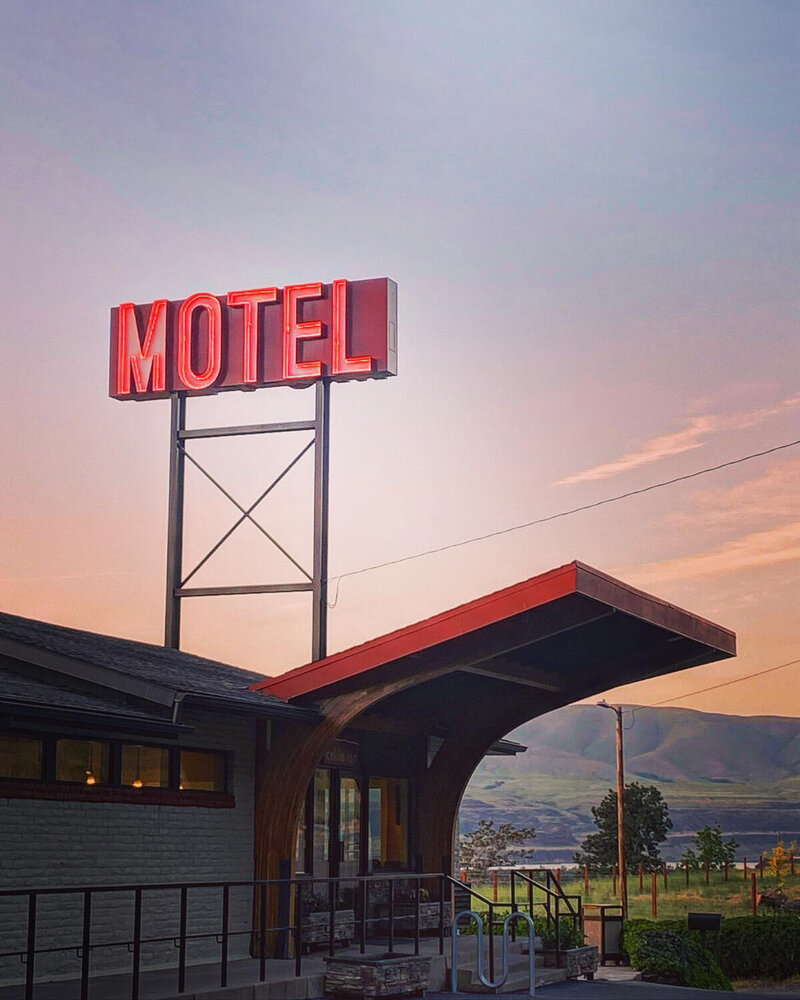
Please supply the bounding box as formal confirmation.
[0,611,314,718]
[0,667,159,719]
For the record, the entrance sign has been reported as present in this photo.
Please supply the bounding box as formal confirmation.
[110,277,398,400]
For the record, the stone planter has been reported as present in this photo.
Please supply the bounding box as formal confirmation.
[302,909,356,948]
[373,901,451,936]
[542,945,599,979]
[419,901,451,931]
[324,952,431,998]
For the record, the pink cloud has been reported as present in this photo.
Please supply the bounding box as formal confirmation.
[556,395,800,487]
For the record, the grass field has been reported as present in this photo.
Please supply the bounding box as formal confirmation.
[469,870,800,921]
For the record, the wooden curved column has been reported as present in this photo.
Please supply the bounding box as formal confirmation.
[417,698,559,875]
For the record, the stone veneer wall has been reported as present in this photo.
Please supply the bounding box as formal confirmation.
[0,709,256,987]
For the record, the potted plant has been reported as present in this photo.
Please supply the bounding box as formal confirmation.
[534,916,598,979]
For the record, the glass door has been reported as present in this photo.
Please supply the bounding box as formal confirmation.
[338,774,361,879]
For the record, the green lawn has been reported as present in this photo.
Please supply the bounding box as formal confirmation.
[469,870,800,921]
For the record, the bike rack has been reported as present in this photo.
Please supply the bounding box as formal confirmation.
[451,909,536,996]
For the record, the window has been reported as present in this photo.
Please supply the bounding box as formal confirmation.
[313,768,331,875]
[179,749,225,791]
[0,731,233,806]
[56,739,109,785]
[121,744,169,788]
[369,777,408,870]
[0,736,42,779]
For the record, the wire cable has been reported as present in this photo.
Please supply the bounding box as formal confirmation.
[327,434,800,607]
[650,656,800,706]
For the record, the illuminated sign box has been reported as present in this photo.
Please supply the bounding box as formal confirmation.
[110,277,397,400]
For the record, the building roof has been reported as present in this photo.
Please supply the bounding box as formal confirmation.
[0,611,319,729]
[254,561,736,704]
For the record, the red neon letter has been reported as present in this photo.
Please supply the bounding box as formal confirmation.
[227,287,278,384]
[116,300,167,395]
[283,283,323,380]
[177,293,223,390]
[331,279,372,375]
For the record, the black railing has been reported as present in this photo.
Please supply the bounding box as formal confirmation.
[0,872,449,1000]
[447,868,582,970]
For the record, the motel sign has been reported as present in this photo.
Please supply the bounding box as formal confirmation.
[110,277,397,399]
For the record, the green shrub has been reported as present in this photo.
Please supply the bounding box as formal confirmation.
[623,919,732,991]
[710,915,800,979]
[533,914,585,950]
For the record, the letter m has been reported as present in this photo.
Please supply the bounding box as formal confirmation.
[114,300,167,395]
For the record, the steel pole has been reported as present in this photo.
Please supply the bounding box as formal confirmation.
[164,393,186,648]
[312,380,330,661]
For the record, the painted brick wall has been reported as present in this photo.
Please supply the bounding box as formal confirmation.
[0,709,257,986]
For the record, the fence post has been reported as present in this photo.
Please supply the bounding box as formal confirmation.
[759,854,764,879]
[705,860,710,885]
[612,865,618,897]
[651,872,658,919]
[724,860,729,882]
[685,861,690,887]
[638,863,644,893]
[792,855,795,877]
[751,872,757,915]
[663,862,668,890]
[743,856,747,880]
[492,869,498,902]
[584,866,590,895]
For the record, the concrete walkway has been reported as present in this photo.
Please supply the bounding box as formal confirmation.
[431,986,800,999]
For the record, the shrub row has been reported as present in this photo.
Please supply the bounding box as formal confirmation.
[623,919,732,991]
[625,914,800,985]
[710,915,800,979]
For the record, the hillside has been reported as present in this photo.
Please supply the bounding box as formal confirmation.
[462,705,800,863]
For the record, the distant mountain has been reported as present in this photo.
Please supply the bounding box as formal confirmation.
[462,705,800,863]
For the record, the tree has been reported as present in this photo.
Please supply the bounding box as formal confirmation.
[766,839,798,891]
[679,823,738,871]
[574,782,672,873]
[459,819,536,876]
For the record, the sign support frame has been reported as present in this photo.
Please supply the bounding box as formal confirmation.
[163,384,330,662]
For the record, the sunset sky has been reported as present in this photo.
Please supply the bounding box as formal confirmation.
[1,1,798,717]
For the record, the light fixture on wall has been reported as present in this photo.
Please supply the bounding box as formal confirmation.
[85,743,96,784]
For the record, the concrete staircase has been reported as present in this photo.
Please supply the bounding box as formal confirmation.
[448,938,566,993]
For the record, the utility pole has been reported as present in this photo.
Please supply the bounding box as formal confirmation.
[598,700,628,919]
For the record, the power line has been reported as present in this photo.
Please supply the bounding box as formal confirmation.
[327,433,800,607]
[651,655,800,706]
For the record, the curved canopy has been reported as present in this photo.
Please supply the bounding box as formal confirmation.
[253,560,735,709]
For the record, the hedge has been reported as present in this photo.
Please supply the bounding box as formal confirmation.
[623,919,732,991]
[625,915,800,984]
[710,916,800,979]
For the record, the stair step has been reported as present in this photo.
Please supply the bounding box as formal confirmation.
[457,967,567,993]
[455,966,566,993]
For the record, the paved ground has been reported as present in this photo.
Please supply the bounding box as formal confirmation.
[430,986,800,999]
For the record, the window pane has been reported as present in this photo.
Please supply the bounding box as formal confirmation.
[56,739,109,785]
[121,744,169,788]
[180,750,225,791]
[340,776,361,878]
[313,768,330,876]
[0,736,42,779]
[295,822,307,874]
[369,777,408,870]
